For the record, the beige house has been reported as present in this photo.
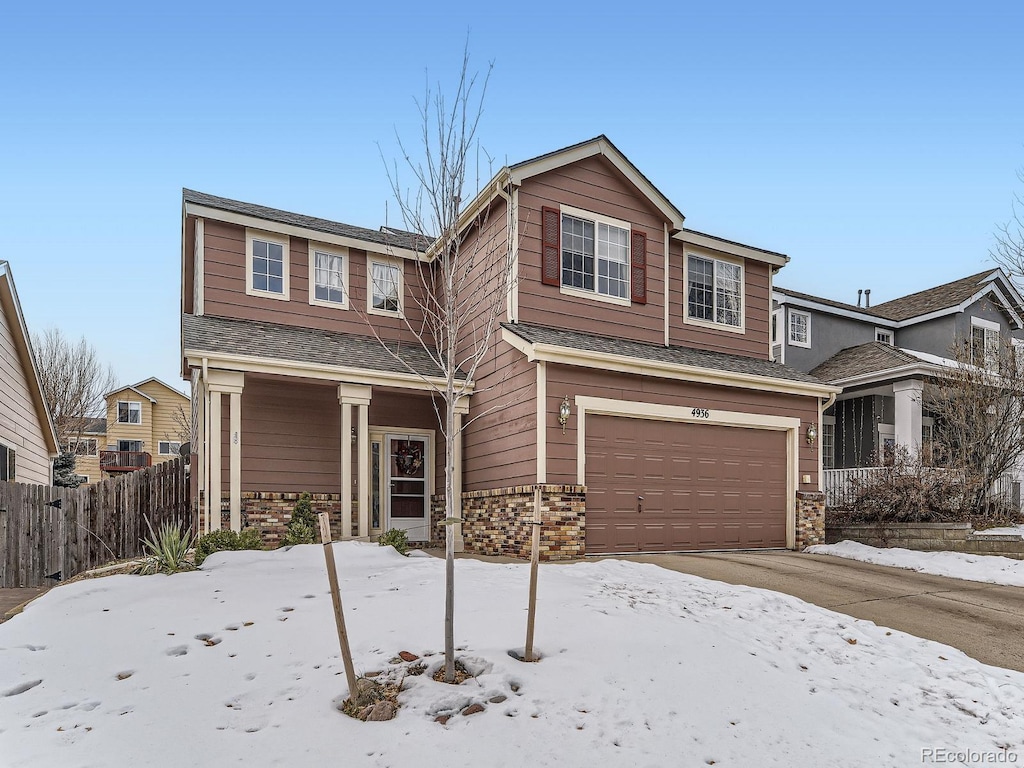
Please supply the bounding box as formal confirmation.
[70,378,190,482]
[0,260,59,485]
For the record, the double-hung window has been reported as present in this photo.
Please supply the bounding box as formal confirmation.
[369,260,401,315]
[246,229,290,300]
[309,244,348,308]
[0,442,15,481]
[971,318,1000,372]
[788,310,811,348]
[560,207,630,303]
[686,254,743,328]
[117,401,142,424]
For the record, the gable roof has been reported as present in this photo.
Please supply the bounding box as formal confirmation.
[105,385,157,403]
[80,417,106,436]
[129,377,190,400]
[0,261,60,456]
[810,342,927,384]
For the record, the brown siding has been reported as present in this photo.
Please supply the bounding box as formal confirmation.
[462,339,537,492]
[669,242,772,357]
[516,155,667,344]
[183,214,195,316]
[544,363,820,489]
[199,219,429,345]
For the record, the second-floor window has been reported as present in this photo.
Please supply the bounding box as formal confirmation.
[560,209,630,302]
[158,441,181,456]
[971,318,1000,371]
[788,310,811,348]
[370,260,401,315]
[69,438,98,456]
[117,401,142,424]
[875,329,893,345]
[246,229,290,300]
[117,440,143,452]
[310,246,347,308]
[686,255,742,328]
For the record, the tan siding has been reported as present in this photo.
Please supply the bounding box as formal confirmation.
[544,363,820,488]
[0,288,51,484]
[668,244,771,357]
[200,219,430,345]
[462,339,537,491]
[71,441,102,483]
[105,388,153,453]
[136,380,190,464]
[516,155,667,344]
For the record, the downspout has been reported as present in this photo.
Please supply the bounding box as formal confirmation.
[493,173,516,323]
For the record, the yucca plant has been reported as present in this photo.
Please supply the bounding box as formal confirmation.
[140,518,196,575]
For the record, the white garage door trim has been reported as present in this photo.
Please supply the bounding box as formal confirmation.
[575,396,801,549]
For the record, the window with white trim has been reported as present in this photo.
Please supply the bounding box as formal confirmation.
[117,401,142,424]
[560,208,630,301]
[788,310,811,347]
[0,442,15,481]
[822,421,835,470]
[971,318,999,371]
[118,440,143,452]
[309,244,348,308]
[246,229,290,300]
[686,254,743,327]
[369,260,401,315]
[875,329,893,345]
[158,441,181,456]
[69,438,98,456]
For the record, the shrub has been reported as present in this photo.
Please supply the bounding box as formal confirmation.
[140,518,195,575]
[195,527,265,566]
[378,528,409,555]
[281,492,319,547]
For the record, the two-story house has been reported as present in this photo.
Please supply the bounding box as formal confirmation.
[0,260,59,485]
[69,378,190,482]
[181,136,839,557]
[773,270,1024,481]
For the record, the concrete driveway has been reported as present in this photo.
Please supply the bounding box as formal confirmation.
[613,550,1024,673]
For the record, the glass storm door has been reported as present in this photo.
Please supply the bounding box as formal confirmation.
[386,435,429,541]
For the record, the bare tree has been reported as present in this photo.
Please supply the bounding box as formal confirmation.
[991,169,1024,286]
[32,327,116,447]
[928,336,1024,517]
[368,51,516,682]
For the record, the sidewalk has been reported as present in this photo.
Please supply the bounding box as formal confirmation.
[0,588,47,623]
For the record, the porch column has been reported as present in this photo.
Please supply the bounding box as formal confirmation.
[338,384,373,541]
[893,379,924,458]
[454,396,470,553]
[207,370,245,532]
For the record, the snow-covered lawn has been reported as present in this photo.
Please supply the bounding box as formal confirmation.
[1,544,1022,767]
[807,541,1024,587]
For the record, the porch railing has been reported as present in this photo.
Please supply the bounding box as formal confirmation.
[99,450,152,472]
[823,467,1020,511]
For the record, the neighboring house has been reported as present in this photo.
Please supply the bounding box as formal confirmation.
[70,379,190,482]
[181,135,839,557]
[0,260,59,484]
[773,269,1024,478]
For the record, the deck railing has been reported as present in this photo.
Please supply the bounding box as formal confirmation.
[99,450,152,472]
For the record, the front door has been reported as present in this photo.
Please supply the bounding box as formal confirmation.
[386,434,429,541]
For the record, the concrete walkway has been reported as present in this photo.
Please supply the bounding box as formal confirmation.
[615,551,1024,673]
[0,588,47,623]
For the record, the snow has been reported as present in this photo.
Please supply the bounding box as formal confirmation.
[973,524,1024,539]
[1,543,1022,767]
[807,541,1024,588]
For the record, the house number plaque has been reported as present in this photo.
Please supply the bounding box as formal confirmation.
[691,408,710,419]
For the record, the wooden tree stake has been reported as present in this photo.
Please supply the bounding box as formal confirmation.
[318,512,360,701]
[524,486,542,662]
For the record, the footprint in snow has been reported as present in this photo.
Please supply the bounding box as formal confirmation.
[196,634,222,647]
[166,645,189,657]
[3,679,42,697]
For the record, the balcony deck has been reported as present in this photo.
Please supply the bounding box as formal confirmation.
[99,451,152,473]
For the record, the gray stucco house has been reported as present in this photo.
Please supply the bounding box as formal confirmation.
[773,269,1024,478]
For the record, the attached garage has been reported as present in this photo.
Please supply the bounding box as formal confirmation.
[585,414,790,554]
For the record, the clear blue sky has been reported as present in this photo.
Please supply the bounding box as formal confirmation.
[2,0,1022,393]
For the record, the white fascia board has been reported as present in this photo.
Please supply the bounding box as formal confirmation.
[500,328,839,398]
[184,351,471,395]
[827,363,939,389]
[184,203,423,261]
[679,230,788,268]
[105,385,157,403]
[772,291,895,327]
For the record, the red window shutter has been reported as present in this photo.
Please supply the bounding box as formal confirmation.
[631,229,647,304]
[541,206,560,286]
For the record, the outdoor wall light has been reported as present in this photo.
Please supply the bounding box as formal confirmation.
[806,422,818,445]
[558,396,572,434]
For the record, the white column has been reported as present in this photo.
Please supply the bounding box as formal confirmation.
[209,392,222,531]
[893,379,924,458]
[229,392,242,532]
[357,403,369,540]
[341,402,353,540]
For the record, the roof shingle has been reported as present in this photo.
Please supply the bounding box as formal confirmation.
[809,342,925,383]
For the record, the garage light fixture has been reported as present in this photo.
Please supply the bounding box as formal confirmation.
[806,422,818,445]
[558,396,572,434]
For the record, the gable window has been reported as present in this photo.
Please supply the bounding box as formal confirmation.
[0,442,15,481]
[245,229,290,300]
[69,438,98,456]
[560,208,630,303]
[117,401,142,424]
[158,441,181,456]
[309,244,348,308]
[686,254,743,328]
[875,329,893,345]
[788,310,811,348]
[971,318,1000,371]
[369,260,401,316]
[118,440,143,453]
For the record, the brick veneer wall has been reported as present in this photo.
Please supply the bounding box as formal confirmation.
[795,491,826,549]
[198,492,358,548]
[456,485,586,561]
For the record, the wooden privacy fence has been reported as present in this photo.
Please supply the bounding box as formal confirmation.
[0,458,189,588]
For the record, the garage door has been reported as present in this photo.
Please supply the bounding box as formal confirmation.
[585,415,788,554]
